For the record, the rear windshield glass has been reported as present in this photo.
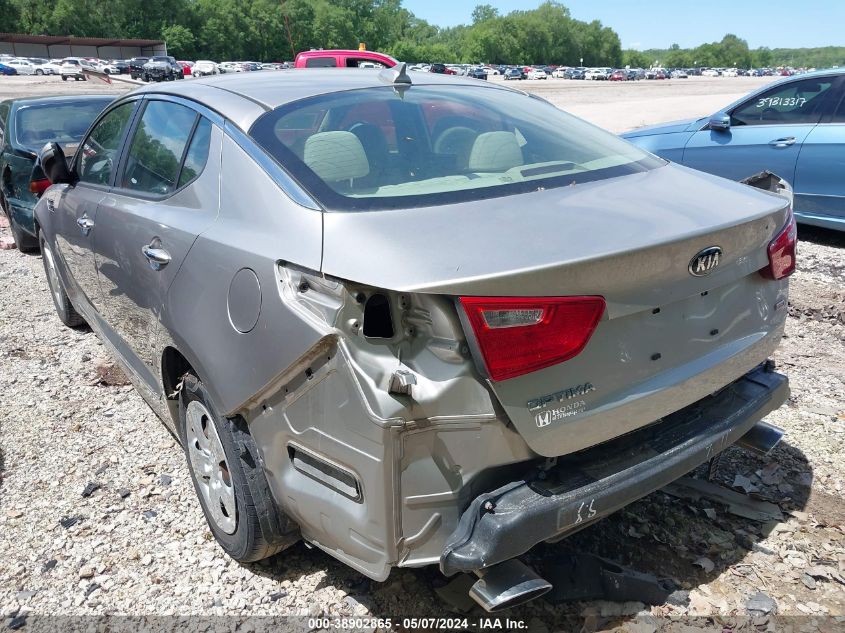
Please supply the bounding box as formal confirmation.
[250,85,662,211]
[15,100,112,149]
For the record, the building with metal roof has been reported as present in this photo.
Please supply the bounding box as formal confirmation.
[0,33,166,60]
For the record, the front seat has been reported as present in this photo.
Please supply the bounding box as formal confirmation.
[348,122,390,188]
[433,126,477,171]
[303,131,370,192]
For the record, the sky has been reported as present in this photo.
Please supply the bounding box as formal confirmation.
[401,0,845,50]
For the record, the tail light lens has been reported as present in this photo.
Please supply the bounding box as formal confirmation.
[29,178,51,196]
[761,208,797,280]
[460,296,606,382]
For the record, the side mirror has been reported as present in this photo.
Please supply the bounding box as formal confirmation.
[39,142,74,185]
[708,113,731,131]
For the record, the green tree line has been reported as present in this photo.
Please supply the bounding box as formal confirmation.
[624,35,845,70]
[3,0,841,69]
[3,0,621,65]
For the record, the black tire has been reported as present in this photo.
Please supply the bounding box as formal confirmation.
[62,75,68,81]
[0,191,37,252]
[8,215,38,252]
[178,374,299,563]
[39,233,85,328]
[35,69,43,75]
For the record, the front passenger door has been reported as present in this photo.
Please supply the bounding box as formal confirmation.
[683,76,837,184]
[91,99,219,390]
[55,101,137,311]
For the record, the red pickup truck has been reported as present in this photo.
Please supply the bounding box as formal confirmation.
[294,49,397,69]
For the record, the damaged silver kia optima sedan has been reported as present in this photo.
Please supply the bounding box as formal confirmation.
[35,66,796,611]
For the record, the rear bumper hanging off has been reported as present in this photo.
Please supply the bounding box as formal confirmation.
[440,364,789,576]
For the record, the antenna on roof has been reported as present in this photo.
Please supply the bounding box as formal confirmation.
[379,62,412,86]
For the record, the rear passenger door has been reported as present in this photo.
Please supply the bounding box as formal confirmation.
[91,97,220,392]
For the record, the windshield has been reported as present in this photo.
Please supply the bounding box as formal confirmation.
[15,100,112,149]
[250,85,662,211]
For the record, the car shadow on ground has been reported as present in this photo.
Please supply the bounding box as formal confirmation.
[798,225,845,248]
[242,439,812,622]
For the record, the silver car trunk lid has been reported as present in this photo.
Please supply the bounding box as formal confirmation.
[322,163,791,456]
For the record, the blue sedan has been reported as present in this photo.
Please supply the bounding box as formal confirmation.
[623,69,845,231]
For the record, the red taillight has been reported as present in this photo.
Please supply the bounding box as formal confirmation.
[762,209,797,280]
[29,178,51,196]
[460,296,606,382]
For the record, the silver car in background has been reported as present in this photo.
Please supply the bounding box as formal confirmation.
[192,60,220,77]
[36,67,795,611]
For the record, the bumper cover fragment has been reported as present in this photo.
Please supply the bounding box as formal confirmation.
[440,365,788,575]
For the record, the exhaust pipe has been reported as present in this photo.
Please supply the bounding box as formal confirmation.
[469,559,552,612]
[737,421,784,455]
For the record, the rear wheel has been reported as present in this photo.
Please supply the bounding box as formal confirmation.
[0,190,36,252]
[7,214,38,252]
[35,69,43,76]
[178,374,299,562]
[39,233,85,328]
[61,75,68,81]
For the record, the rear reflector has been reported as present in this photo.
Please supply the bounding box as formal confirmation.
[29,178,51,196]
[460,296,605,382]
[761,208,797,280]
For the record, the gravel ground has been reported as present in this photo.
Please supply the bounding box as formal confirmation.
[1,74,844,630]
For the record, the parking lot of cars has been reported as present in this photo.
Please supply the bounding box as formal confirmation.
[0,69,843,624]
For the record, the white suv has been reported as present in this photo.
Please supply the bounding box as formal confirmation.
[60,58,95,81]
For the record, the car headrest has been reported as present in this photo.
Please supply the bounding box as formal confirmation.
[303,131,369,182]
[433,126,477,169]
[468,131,523,172]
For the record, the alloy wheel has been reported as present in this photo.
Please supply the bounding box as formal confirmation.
[185,400,237,534]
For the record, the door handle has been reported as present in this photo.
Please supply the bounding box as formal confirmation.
[768,136,796,147]
[141,243,171,270]
[76,215,94,235]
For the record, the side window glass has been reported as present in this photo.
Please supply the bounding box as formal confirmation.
[122,100,196,195]
[731,78,834,126]
[305,57,337,68]
[77,102,135,186]
[0,102,9,145]
[178,117,212,187]
[830,89,845,123]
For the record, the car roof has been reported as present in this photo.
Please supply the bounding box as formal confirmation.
[132,67,521,131]
[2,94,114,108]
